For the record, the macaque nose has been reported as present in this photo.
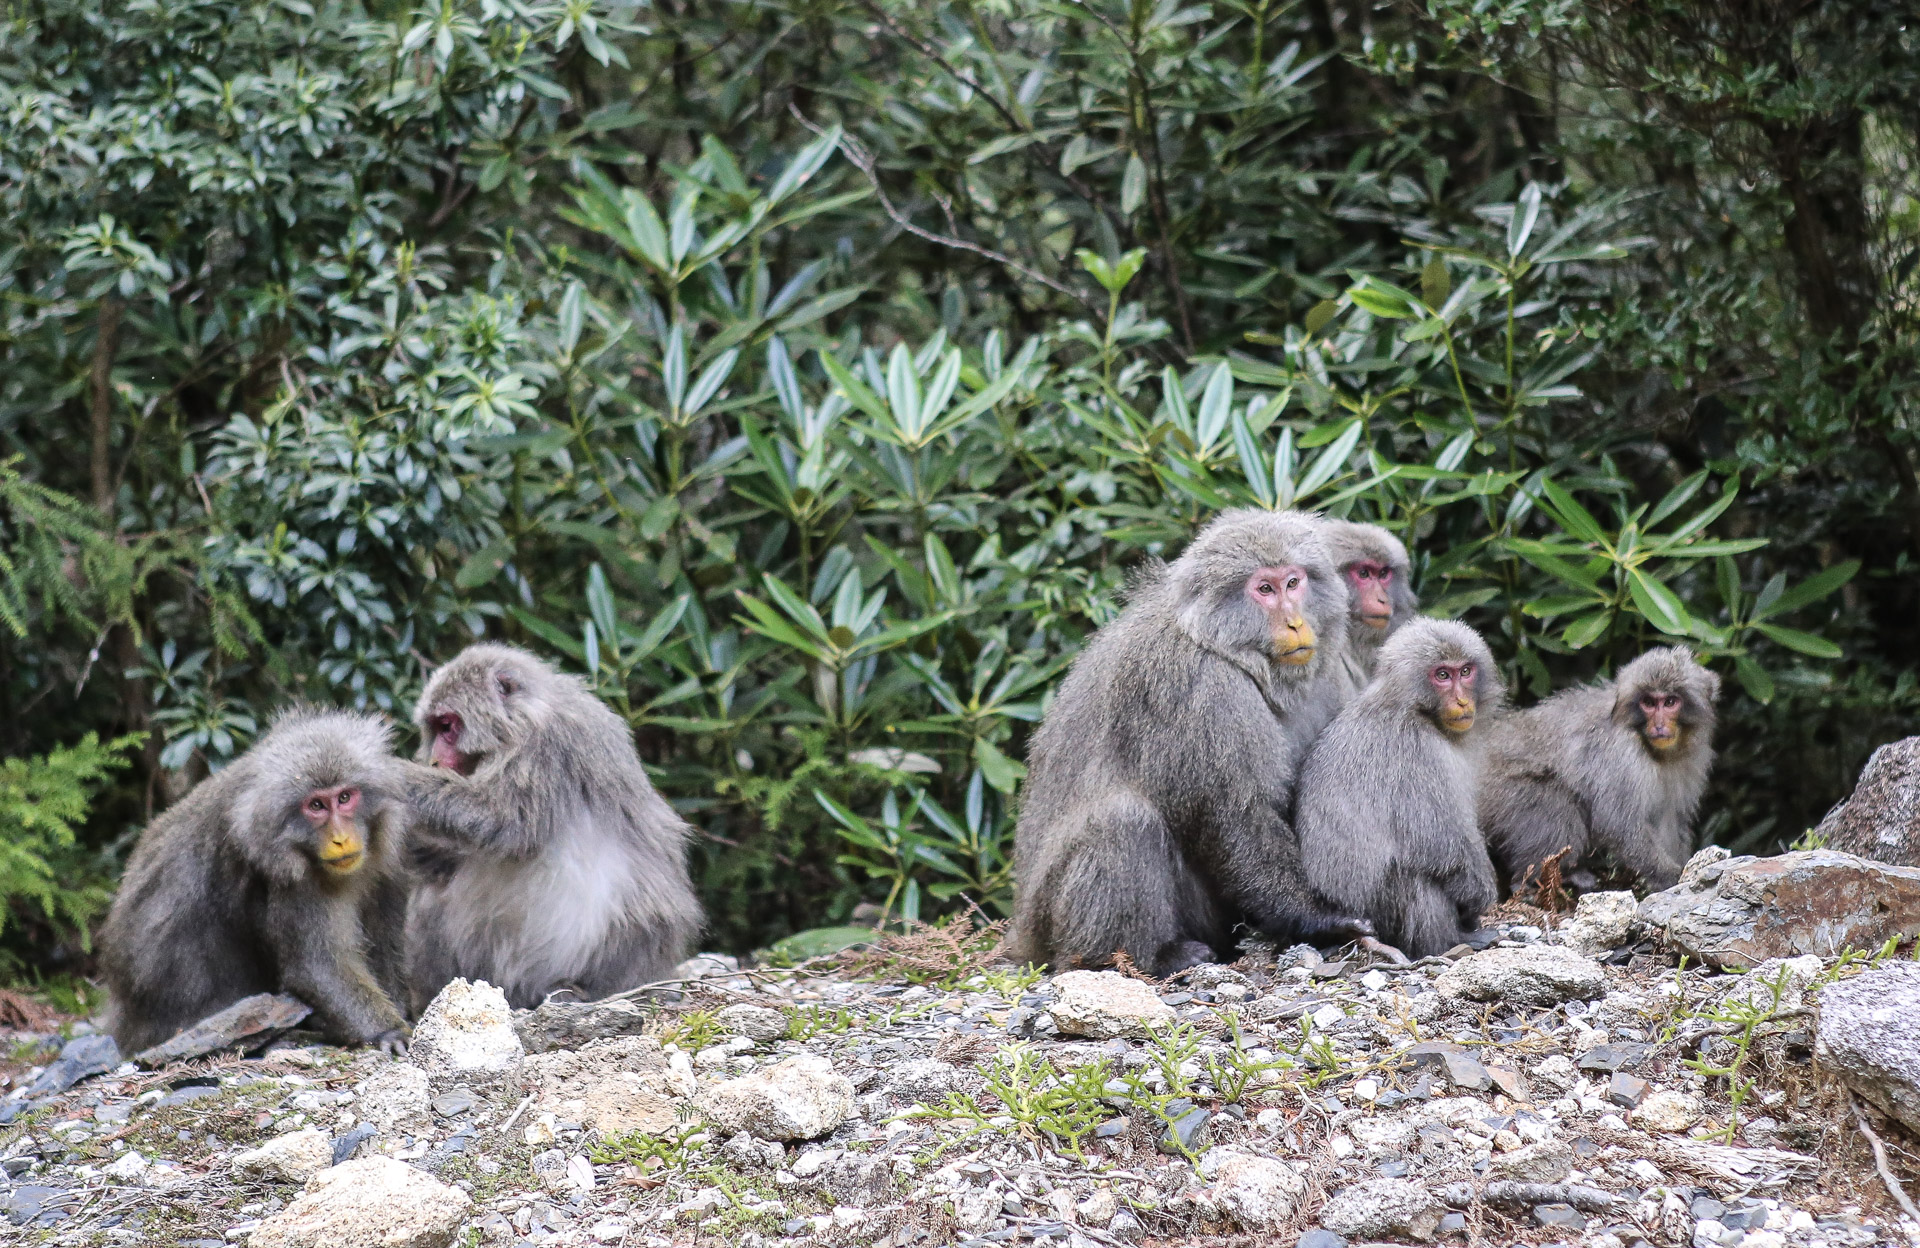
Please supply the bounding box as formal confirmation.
[319,827,366,871]
[1440,695,1476,733]
[1275,616,1316,665]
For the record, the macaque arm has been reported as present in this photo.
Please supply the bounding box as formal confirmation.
[400,761,550,860]
[265,886,406,1044]
[1214,800,1373,942]
[1588,802,1686,890]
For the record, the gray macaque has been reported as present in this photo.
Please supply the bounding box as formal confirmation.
[101,709,412,1054]
[1324,519,1417,700]
[1297,619,1502,957]
[404,643,703,1010]
[1006,509,1373,977]
[1480,645,1720,895]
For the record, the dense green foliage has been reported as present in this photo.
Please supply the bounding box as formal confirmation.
[1,0,1913,968]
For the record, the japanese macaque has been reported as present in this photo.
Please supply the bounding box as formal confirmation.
[1480,646,1720,895]
[1325,520,1417,699]
[1298,620,1502,957]
[101,710,412,1055]
[1006,509,1373,977]
[405,643,703,1010]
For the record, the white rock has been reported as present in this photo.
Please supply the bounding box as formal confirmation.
[247,1157,473,1248]
[233,1128,333,1183]
[1722,956,1824,1012]
[103,1150,149,1182]
[716,1004,789,1042]
[1048,971,1176,1039]
[565,1154,595,1192]
[521,1036,685,1140]
[1319,1177,1445,1241]
[590,1218,630,1243]
[1632,1090,1704,1133]
[1077,1188,1118,1227]
[408,979,524,1081]
[1489,1140,1571,1183]
[1557,891,1641,954]
[1199,1147,1306,1232]
[1436,944,1607,1006]
[1817,961,1920,1134]
[696,1053,854,1140]
[352,1063,431,1134]
[1532,1054,1579,1093]
[676,952,741,980]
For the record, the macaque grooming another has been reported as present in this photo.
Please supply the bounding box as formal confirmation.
[1480,645,1720,895]
[1007,509,1372,977]
[1297,619,1502,957]
[101,710,412,1054]
[1324,519,1416,699]
[406,643,702,1010]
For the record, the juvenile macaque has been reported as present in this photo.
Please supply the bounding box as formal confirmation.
[101,710,412,1054]
[1297,620,1502,957]
[1006,509,1372,977]
[405,643,703,1010]
[1324,520,1417,699]
[1480,646,1720,894]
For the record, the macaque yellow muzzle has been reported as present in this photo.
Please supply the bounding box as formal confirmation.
[1274,616,1316,666]
[1645,729,1680,752]
[1438,696,1476,735]
[318,827,366,874]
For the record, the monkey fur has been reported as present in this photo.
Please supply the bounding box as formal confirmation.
[101,709,412,1054]
[1323,519,1417,700]
[1006,509,1373,977]
[405,643,703,1010]
[1479,645,1720,895]
[1297,619,1503,957]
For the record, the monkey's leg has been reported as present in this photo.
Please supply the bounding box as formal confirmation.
[1212,803,1375,947]
[1395,877,1472,959]
[1594,815,1688,892]
[267,888,408,1047]
[403,889,460,1016]
[1487,776,1589,897]
[362,872,414,1019]
[1045,796,1212,977]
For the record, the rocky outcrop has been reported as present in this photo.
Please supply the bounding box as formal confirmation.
[1639,848,1920,969]
[1813,736,1920,866]
[1815,960,1920,1133]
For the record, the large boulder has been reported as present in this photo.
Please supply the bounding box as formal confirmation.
[1048,970,1177,1039]
[1638,849,1920,969]
[247,1157,472,1248]
[696,1053,854,1141]
[1813,737,1920,866]
[1815,961,1920,1134]
[1434,944,1606,1007]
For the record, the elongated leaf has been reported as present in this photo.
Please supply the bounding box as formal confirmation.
[628,594,691,661]
[1666,481,1740,541]
[508,607,587,660]
[974,737,1026,794]
[920,349,963,429]
[1347,281,1418,319]
[1563,611,1611,648]
[1735,655,1775,704]
[1627,568,1690,634]
[1196,363,1234,453]
[1755,560,1859,619]
[1231,413,1276,508]
[1504,540,1603,593]
[586,563,618,643]
[682,347,740,418]
[1297,419,1363,497]
[557,282,586,354]
[455,538,513,590]
[1160,366,1193,437]
[1508,181,1543,257]
[733,593,831,660]
[663,324,687,409]
[1647,470,1709,527]
[1653,539,1769,558]
[1537,478,1608,545]
[886,343,923,436]
[1121,153,1147,215]
[1752,622,1843,659]
[817,350,891,425]
[622,190,670,270]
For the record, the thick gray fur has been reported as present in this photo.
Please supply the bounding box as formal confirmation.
[1298,619,1502,957]
[100,709,412,1053]
[1324,519,1417,700]
[1479,646,1720,894]
[404,643,703,1010]
[1006,509,1370,977]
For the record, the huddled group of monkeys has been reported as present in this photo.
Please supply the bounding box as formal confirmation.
[98,507,1719,1053]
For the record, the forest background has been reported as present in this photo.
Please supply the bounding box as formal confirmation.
[0,0,1915,994]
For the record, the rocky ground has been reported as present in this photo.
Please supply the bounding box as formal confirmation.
[4,850,1920,1248]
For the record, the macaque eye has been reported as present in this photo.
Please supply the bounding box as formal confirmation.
[1286,575,1300,590]
[1434,667,1451,682]
[308,797,326,812]
[1257,581,1275,596]
[338,789,355,804]
[1458,663,1473,680]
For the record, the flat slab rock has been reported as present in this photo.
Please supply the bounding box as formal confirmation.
[1048,969,1176,1038]
[1814,735,1920,867]
[134,993,310,1068]
[1815,960,1920,1134]
[1639,848,1920,969]
[1433,943,1606,1006]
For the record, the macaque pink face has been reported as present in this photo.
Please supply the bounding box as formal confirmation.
[426,712,477,775]
[1429,661,1477,734]
[1346,560,1395,629]
[1639,690,1683,751]
[1245,565,1316,666]
[303,784,367,874]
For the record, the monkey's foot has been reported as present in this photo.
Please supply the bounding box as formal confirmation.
[1159,941,1218,976]
[369,1027,410,1057]
[1357,935,1412,966]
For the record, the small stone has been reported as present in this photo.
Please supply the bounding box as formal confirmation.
[888,1058,964,1103]
[1607,1072,1649,1109]
[353,1063,431,1134]
[1435,945,1607,1007]
[716,1004,789,1042]
[103,1151,150,1182]
[1048,971,1177,1039]
[1815,960,1920,1133]
[429,1089,476,1119]
[1319,1178,1445,1242]
[329,1124,377,1166]
[1489,1140,1572,1183]
[1486,1064,1530,1102]
[1108,1210,1144,1241]
[1578,1043,1652,1073]
[1632,1090,1703,1133]
[1199,1147,1307,1231]
[407,979,524,1083]
[1077,1189,1118,1227]
[233,1128,333,1183]
[1296,1232,1347,1248]
[1557,891,1641,954]
[247,1156,473,1248]
[590,1218,630,1243]
[1403,1042,1490,1091]
[696,1053,854,1141]
[1534,1203,1587,1229]
[1157,1103,1212,1155]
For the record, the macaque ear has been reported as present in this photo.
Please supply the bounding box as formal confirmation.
[496,672,517,697]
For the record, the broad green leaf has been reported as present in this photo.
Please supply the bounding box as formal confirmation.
[1196,363,1234,452]
[455,539,513,590]
[1297,419,1363,497]
[885,343,923,435]
[1563,611,1611,648]
[1627,568,1690,634]
[1421,257,1450,309]
[1735,655,1775,704]
[1347,280,1418,319]
[1537,478,1608,545]
[585,563,618,643]
[557,281,586,354]
[1752,622,1843,659]
[974,737,1026,793]
[1647,470,1709,527]
[1160,366,1193,437]
[1121,153,1147,214]
[1303,300,1338,335]
[1231,412,1276,508]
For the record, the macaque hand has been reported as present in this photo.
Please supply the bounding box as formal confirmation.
[370,1027,411,1057]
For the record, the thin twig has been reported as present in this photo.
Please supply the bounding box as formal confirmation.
[787,104,1094,310]
[497,1092,535,1136]
[1854,1097,1920,1224]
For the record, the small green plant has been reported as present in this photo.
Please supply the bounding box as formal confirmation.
[905,1043,1115,1161]
[587,1120,707,1170]
[1206,1016,1296,1105]
[1140,1020,1204,1099]
[650,1009,724,1053]
[979,963,1045,998]
[785,1004,856,1041]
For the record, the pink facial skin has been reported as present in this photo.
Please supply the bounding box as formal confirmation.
[1346,560,1395,628]
[303,785,366,871]
[1429,660,1477,733]
[427,713,476,774]
[1245,565,1316,664]
[1640,690,1683,749]
[303,785,360,824]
